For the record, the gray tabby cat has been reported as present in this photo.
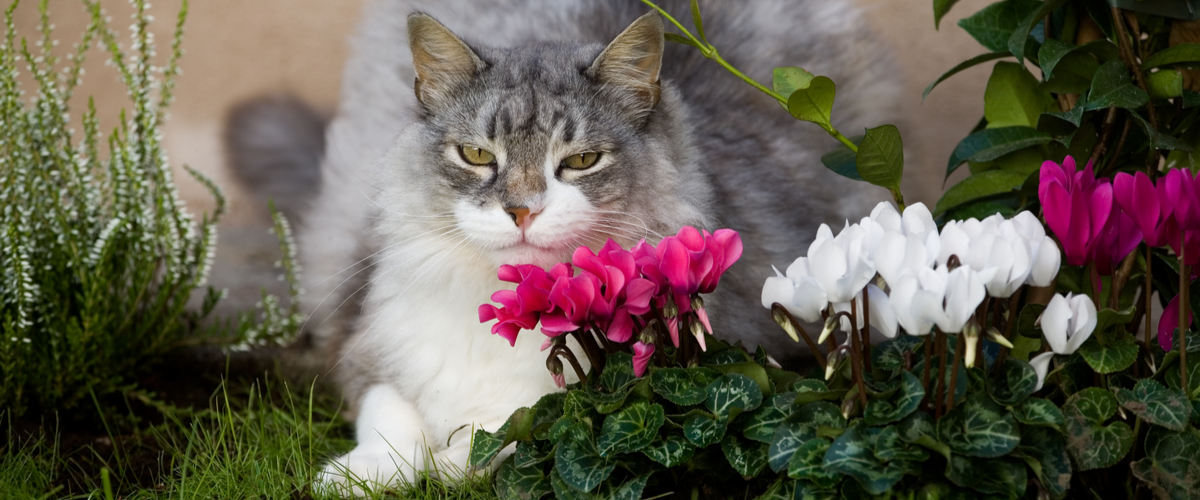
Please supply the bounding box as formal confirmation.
[228,0,899,492]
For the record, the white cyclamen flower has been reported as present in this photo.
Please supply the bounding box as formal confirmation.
[1010,211,1061,287]
[888,267,946,336]
[828,284,898,338]
[808,222,877,304]
[1040,293,1097,355]
[874,229,940,287]
[936,265,996,333]
[761,258,827,323]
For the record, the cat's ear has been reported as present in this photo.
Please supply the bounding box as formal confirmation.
[589,12,665,116]
[408,14,484,108]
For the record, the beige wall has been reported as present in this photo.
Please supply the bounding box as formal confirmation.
[11,0,998,308]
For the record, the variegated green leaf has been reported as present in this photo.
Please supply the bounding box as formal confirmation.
[743,393,795,443]
[641,431,695,467]
[1077,331,1139,374]
[822,425,910,495]
[597,401,665,457]
[684,411,726,447]
[864,370,924,425]
[1012,397,1065,430]
[650,367,718,406]
[787,438,840,489]
[722,433,770,478]
[1117,379,1192,432]
[553,435,615,493]
[599,352,636,392]
[1131,428,1200,500]
[989,358,1038,405]
[705,373,763,420]
[792,379,846,404]
[936,394,1020,458]
[495,455,552,500]
[768,414,818,472]
[1016,425,1072,500]
[1063,387,1133,471]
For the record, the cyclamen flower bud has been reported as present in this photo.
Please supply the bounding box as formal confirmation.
[841,396,861,419]
[963,322,981,369]
[771,305,800,343]
[689,319,707,352]
[663,298,678,318]
[987,327,1013,348]
[818,316,838,345]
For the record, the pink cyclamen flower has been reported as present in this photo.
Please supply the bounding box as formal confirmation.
[1114,171,1173,247]
[1038,156,1113,266]
[1159,293,1195,351]
[573,240,657,342]
[540,270,600,336]
[1164,168,1200,231]
[632,341,655,377]
[1090,203,1143,276]
[478,263,560,346]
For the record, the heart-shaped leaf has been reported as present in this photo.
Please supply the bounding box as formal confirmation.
[683,411,725,447]
[822,425,911,495]
[1116,379,1192,432]
[792,379,847,405]
[767,414,818,472]
[990,358,1038,405]
[705,373,763,420]
[984,62,1054,128]
[597,401,665,457]
[641,430,695,467]
[1013,397,1065,430]
[722,433,770,478]
[787,76,835,130]
[1016,425,1072,500]
[871,336,924,372]
[820,135,865,181]
[469,407,536,467]
[772,66,815,104]
[1130,428,1200,500]
[554,434,616,493]
[743,392,796,443]
[1063,387,1133,471]
[1077,331,1139,374]
[495,455,552,500]
[513,440,553,469]
[599,353,636,392]
[937,394,1021,458]
[864,370,925,426]
[650,367,717,406]
[786,438,840,488]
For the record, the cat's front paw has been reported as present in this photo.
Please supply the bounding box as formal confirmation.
[316,448,417,497]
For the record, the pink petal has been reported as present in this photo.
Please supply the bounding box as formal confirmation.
[659,238,692,295]
[667,316,680,347]
[623,279,657,315]
[607,311,635,343]
[494,323,520,347]
[1041,182,1074,245]
[696,305,713,334]
[497,265,521,283]
[1114,172,1161,243]
[632,341,655,377]
[1159,293,1193,351]
[677,226,706,251]
[478,304,498,323]
[1087,182,1114,243]
[552,372,566,389]
[540,336,553,351]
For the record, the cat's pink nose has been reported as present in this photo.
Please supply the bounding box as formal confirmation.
[505,206,536,228]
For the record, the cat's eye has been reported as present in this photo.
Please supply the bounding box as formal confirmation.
[561,152,601,170]
[459,145,496,166]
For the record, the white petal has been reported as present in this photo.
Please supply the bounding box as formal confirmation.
[761,276,795,310]
[1029,238,1061,287]
[871,201,903,233]
[810,239,847,296]
[902,203,936,237]
[1041,294,1071,354]
[938,223,970,267]
[1012,211,1046,240]
[1064,294,1098,354]
[867,284,898,338]
[1030,351,1055,392]
[785,256,812,281]
[874,232,907,285]
[793,277,829,323]
[910,290,945,335]
[940,267,983,332]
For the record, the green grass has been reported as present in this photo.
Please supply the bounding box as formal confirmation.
[0,367,500,500]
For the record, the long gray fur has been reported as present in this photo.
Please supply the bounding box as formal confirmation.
[230,0,901,371]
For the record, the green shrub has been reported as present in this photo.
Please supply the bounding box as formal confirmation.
[0,0,299,418]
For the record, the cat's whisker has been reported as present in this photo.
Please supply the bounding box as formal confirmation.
[301,226,466,331]
[327,231,478,374]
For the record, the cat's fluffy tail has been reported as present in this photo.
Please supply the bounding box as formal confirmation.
[224,94,327,222]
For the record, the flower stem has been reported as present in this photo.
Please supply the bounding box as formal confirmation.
[861,289,872,373]
[993,288,1023,374]
[948,332,965,412]
[849,300,868,408]
[551,345,588,385]
[934,328,948,418]
[571,330,604,374]
[922,335,932,408]
[1145,244,1154,371]
[1180,252,1189,392]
